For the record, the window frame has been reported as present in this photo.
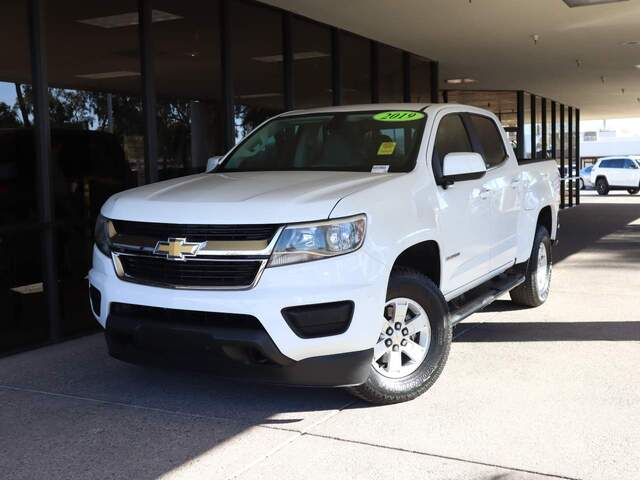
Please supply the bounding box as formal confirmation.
[430,112,475,186]
[465,113,509,170]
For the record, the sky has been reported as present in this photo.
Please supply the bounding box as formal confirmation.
[0,81,17,107]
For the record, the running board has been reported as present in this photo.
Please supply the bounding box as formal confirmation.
[448,273,525,325]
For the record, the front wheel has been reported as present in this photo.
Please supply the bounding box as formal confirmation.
[510,226,552,307]
[347,268,451,404]
[628,188,639,195]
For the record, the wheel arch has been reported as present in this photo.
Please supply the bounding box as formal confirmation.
[537,205,553,236]
[390,240,441,288]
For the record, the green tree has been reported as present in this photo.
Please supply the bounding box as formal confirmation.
[0,102,21,127]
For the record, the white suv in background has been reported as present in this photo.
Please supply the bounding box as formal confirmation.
[590,156,640,195]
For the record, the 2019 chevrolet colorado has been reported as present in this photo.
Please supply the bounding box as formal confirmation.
[89,103,560,404]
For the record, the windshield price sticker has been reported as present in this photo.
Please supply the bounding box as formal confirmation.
[373,111,425,122]
[377,142,397,155]
[371,165,390,174]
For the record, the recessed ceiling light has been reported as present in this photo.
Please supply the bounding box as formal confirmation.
[445,78,477,84]
[77,10,181,29]
[622,40,640,46]
[253,51,330,63]
[76,71,140,79]
[635,65,640,69]
[563,0,628,7]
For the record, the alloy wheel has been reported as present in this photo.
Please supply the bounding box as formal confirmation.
[372,298,431,379]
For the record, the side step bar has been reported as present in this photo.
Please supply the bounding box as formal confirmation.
[448,273,525,325]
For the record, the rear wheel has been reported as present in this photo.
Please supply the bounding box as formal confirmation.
[510,226,552,307]
[596,177,609,195]
[348,268,451,404]
[628,188,639,195]
[578,178,585,190]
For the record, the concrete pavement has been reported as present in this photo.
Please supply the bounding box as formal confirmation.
[1,191,639,480]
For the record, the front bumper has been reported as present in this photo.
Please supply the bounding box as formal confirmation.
[105,308,372,387]
[89,245,387,369]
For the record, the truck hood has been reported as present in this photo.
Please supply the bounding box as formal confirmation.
[102,171,399,224]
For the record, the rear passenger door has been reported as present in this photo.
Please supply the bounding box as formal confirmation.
[622,159,640,187]
[466,114,519,270]
[608,159,625,186]
[430,113,495,295]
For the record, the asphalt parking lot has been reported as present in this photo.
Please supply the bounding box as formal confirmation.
[1,191,639,480]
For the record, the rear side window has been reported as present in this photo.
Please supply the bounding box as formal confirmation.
[432,114,472,167]
[469,114,507,168]
[599,160,612,168]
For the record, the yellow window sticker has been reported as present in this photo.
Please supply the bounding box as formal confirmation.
[377,141,397,156]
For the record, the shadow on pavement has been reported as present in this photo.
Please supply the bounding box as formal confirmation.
[554,202,640,264]
[453,321,640,342]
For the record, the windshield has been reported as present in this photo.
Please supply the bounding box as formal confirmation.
[217,111,426,173]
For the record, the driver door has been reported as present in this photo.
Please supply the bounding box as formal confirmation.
[430,113,495,296]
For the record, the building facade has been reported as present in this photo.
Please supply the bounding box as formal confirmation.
[0,0,581,356]
[1,0,440,354]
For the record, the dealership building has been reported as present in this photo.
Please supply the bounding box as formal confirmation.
[0,0,598,354]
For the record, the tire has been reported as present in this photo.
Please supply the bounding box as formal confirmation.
[628,188,639,195]
[578,178,585,190]
[510,226,552,307]
[347,268,451,404]
[596,177,609,195]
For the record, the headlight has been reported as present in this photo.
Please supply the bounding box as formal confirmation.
[268,214,366,267]
[94,214,115,257]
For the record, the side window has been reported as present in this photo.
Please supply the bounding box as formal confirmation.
[600,160,611,169]
[468,114,507,168]
[432,114,472,169]
[624,159,637,169]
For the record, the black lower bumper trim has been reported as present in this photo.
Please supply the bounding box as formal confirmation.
[105,313,372,387]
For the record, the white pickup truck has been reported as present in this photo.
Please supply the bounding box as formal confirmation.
[89,104,560,404]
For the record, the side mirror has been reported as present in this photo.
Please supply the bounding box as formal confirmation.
[206,156,223,173]
[442,152,487,185]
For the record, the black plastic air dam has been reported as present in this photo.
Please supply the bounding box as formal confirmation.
[89,285,101,317]
[105,308,372,387]
[281,301,354,338]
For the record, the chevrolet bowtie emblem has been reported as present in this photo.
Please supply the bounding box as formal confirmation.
[154,238,202,260]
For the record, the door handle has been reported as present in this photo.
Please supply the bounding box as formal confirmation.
[479,187,492,199]
[510,178,521,189]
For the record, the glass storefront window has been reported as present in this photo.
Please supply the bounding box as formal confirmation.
[534,95,542,159]
[410,54,432,103]
[45,0,144,338]
[153,0,223,179]
[523,92,532,159]
[232,1,284,140]
[292,17,332,109]
[0,0,49,353]
[341,33,371,105]
[379,44,403,103]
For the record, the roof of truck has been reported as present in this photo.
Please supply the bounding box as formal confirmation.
[278,103,498,119]
[280,103,434,116]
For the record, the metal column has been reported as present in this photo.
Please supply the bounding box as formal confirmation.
[28,0,62,340]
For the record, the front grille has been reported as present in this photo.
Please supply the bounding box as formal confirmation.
[110,303,264,330]
[118,255,263,289]
[112,220,280,243]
